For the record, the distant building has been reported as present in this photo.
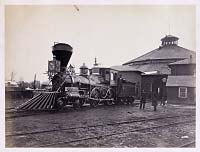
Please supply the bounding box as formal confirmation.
[5,80,30,99]
[166,55,196,104]
[123,35,196,101]
[5,80,19,87]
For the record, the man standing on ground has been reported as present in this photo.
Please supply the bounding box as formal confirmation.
[140,93,146,110]
[152,93,158,111]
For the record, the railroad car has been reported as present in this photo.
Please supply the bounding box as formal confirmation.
[16,43,136,111]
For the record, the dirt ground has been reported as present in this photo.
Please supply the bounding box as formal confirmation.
[5,99,196,148]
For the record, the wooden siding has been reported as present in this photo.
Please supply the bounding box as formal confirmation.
[170,64,196,75]
[167,87,195,104]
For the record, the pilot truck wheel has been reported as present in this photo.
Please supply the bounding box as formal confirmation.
[73,99,81,110]
[55,97,65,110]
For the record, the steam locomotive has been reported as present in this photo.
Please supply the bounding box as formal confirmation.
[17,43,136,111]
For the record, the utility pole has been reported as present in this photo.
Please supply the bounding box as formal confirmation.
[11,71,15,81]
[33,74,36,90]
[94,57,98,66]
[11,72,13,81]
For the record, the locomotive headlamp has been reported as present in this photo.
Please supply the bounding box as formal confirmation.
[48,60,60,73]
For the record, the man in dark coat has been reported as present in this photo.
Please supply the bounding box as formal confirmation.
[140,93,146,110]
[152,93,158,111]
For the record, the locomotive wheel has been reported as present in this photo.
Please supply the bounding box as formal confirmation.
[105,100,113,106]
[90,88,100,108]
[100,87,108,99]
[113,97,121,105]
[104,88,114,106]
[55,98,64,110]
[90,99,98,108]
[73,99,81,110]
[125,98,130,105]
[130,97,135,104]
[126,98,130,105]
[79,99,85,107]
[121,98,126,105]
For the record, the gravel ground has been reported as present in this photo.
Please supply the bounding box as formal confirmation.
[5,99,196,148]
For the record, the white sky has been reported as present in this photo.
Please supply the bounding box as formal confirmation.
[5,5,196,82]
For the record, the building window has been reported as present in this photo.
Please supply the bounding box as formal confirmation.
[178,87,187,98]
[110,72,114,81]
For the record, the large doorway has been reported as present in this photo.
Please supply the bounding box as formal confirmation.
[141,75,167,100]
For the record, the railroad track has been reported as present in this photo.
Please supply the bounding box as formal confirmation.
[179,141,195,147]
[5,110,56,120]
[5,105,94,119]
[6,114,195,147]
[38,119,195,147]
[4,102,140,120]
[6,114,193,137]
[5,102,195,120]
[5,107,15,111]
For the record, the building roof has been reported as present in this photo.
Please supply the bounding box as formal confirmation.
[111,63,171,75]
[134,63,171,75]
[166,75,195,87]
[110,65,141,72]
[169,56,196,65]
[124,45,195,65]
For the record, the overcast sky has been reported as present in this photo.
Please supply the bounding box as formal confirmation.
[5,5,195,82]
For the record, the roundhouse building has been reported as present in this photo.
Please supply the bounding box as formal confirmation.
[123,35,196,103]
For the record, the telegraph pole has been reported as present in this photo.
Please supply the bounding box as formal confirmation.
[33,74,36,89]
[11,71,15,81]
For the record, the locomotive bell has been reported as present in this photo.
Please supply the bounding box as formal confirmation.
[52,43,73,71]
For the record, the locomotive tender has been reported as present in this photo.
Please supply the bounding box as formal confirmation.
[17,43,136,111]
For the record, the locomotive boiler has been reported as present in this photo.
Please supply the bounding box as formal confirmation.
[16,43,136,111]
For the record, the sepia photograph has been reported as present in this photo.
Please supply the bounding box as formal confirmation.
[1,1,199,151]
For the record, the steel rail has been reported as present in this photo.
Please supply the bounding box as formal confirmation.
[37,119,195,147]
[5,103,136,119]
[5,103,195,120]
[6,114,194,137]
[179,141,195,147]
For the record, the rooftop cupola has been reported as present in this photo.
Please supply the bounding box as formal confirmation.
[161,35,179,46]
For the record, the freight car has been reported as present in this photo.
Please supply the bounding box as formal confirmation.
[16,43,136,111]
